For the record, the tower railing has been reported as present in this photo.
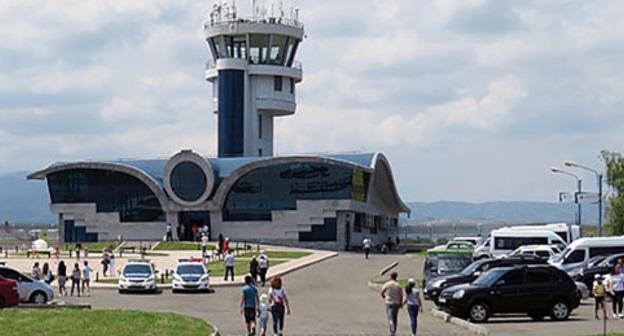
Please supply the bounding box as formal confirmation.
[204,16,304,30]
[205,59,302,71]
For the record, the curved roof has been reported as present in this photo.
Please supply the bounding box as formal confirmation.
[28,152,409,213]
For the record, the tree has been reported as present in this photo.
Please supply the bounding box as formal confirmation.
[601,150,624,235]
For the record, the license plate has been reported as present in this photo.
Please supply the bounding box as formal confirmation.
[438,298,447,303]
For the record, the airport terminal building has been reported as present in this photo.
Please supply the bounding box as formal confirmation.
[28,8,410,250]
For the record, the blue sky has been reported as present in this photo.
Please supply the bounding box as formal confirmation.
[0,0,623,202]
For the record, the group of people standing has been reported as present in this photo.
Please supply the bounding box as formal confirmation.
[593,258,624,319]
[380,272,423,336]
[33,259,93,297]
[241,275,291,336]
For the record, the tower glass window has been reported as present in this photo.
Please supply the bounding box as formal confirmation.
[232,35,247,59]
[269,35,288,65]
[286,40,299,67]
[47,169,165,222]
[170,161,208,202]
[249,34,270,64]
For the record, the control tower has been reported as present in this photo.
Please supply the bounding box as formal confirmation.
[204,1,304,158]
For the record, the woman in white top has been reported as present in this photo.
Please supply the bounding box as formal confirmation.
[609,263,624,318]
[269,276,290,336]
[403,278,424,336]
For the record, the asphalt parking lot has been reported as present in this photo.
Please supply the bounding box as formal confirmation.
[58,253,623,336]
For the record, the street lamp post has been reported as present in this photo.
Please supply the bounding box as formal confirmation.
[551,167,582,228]
[565,161,604,236]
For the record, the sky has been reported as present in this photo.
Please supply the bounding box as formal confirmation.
[0,0,623,203]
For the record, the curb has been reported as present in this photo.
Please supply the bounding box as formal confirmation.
[18,302,92,309]
[430,308,489,336]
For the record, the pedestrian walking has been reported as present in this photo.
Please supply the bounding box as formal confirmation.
[380,271,403,336]
[109,250,116,277]
[269,276,290,336]
[250,257,259,283]
[70,263,81,297]
[54,247,61,263]
[258,293,271,336]
[57,261,67,296]
[32,262,41,280]
[42,262,54,285]
[101,251,110,277]
[240,275,259,336]
[258,251,269,286]
[608,263,624,318]
[404,278,423,336]
[166,223,173,242]
[362,237,373,259]
[176,224,182,241]
[83,247,89,259]
[218,234,224,255]
[192,224,199,242]
[224,250,236,281]
[75,244,81,261]
[82,261,93,296]
[593,274,608,320]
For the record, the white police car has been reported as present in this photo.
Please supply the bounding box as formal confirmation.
[118,260,158,294]
[172,258,211,293]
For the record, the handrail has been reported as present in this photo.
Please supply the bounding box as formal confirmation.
[204,16,304,30]
[205,59,302,71]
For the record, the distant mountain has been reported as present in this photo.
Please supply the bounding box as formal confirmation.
[0,171,54,225]
[405,201,599,226]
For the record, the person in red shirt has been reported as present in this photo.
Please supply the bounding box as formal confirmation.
[224,237,230,254]
[191,225,199,242]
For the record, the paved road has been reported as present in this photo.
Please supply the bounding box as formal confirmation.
[62,253,469,336]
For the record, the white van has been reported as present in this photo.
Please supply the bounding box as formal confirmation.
[504,223,580,244]
[550,236,624,272]
[488,229,567,258]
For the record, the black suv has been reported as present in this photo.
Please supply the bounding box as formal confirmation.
[437,265,581,323]
[424,255,547,303]
[572,253,624,291]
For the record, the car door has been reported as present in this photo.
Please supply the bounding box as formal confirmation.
[523,269,552,312]
[491,269,525,313]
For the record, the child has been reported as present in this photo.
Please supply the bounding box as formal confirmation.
[258,293,271,336]
[593,274,608,320]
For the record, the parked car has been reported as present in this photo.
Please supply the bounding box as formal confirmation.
[566,255,606,278]
[453,237,483,247]
[118,260,158,294]
[0,266,54,304]
[424,255,547,303]
[423,254,472,287]
[172,259,211,293]
[572,253,624,291]
[437,265,581,323]
[427,241,474,257]
[502,223,580,244]
[488,229,568,258]
[504,245,561,259]
[0,276,20,308]
[550,236,624,272]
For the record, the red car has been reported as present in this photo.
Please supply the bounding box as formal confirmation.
[0,276,19,308]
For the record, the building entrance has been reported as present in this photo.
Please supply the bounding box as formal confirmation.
[178,211,211,241]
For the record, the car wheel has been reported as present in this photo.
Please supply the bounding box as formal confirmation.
[30,291,47,304]
[118,289,125,294]
[550,300,570,321]
[469,302,490,323]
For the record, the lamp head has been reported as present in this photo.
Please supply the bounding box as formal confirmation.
[550,167,561,173]
[564,160,576,167]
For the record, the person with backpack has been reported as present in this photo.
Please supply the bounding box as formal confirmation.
[269,276,290,336]
[240,275,259,336]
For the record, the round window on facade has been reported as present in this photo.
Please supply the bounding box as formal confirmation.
[170,161,207,202]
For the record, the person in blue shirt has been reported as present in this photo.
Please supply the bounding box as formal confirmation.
[240,275,259,336]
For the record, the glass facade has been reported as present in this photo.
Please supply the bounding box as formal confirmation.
[47,169,165,222]
[299,218,337,242]
[209,34,300,67]
[223,162,370,221]
[170,162,207,202]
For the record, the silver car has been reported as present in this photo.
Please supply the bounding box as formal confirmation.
[0,266,54,304]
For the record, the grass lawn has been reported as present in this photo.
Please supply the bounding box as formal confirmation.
[206,259,286,277]
[0,309,214,336]
[154,242,215,251]
[60,242,120,251]
[246,251,312,259]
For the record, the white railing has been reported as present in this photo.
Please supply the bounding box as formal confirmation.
[205,59,302,71]
[204,16,304,30]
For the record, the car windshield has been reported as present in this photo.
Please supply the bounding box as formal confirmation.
[123,265,151,276]
[438,257,471,272]
[473,269,506,286]
[460,260,487,276]
[177,265,205,275]
[551,246,571,263]
[598,255,624,268]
